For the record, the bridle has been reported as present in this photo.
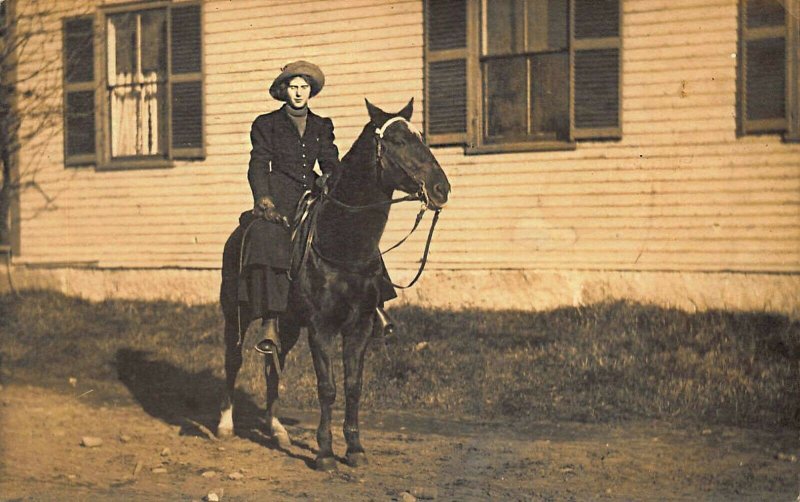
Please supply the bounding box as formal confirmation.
[307,116,442,288]
[326,115,428,210]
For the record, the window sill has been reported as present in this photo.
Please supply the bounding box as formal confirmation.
[96,158,175,171]
[736,129,800,143]
[782,132,800,143]
[465,140,576,155]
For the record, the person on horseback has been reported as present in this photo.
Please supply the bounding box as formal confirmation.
[244,61,395,356]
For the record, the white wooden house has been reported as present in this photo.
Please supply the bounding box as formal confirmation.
[5,0,800,313]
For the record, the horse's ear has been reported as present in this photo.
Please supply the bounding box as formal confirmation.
[365,98,390,126]
[398,98,414,121]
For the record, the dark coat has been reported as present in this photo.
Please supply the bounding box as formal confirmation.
[244,105,340,270]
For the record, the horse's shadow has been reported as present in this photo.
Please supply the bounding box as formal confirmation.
[114,348,315,468]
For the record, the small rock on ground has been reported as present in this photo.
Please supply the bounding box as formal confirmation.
[228,472,244,480]
[399,492,417,502]
[80,436,103,448]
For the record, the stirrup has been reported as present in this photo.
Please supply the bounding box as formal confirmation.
[375,307,395,337]
[254,318,281,355]
[255,338,283,378]
[254,339,278,355]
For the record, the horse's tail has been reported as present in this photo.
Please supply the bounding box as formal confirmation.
[220,224,244,319]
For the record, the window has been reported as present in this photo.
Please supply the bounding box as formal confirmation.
[738,0,800,141]
[424,0,621,152]
[107,10,168,158]
[63,2,204,168]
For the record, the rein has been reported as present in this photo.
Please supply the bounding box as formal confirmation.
[323,192,421,211]
[308,201,440,289]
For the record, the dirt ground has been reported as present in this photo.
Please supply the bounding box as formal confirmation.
[1,383,798,501]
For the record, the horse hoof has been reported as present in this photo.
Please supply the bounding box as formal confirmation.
[315,456,338,472]
[345,451,368,467]
[216,426,234,439]
[273,430,291,450]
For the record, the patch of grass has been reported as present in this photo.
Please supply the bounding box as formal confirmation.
[1,290,797,428]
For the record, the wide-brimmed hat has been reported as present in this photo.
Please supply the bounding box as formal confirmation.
[269,61,325,101]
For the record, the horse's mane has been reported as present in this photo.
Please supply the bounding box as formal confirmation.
[340,123,376,171]
[329,122,380,198]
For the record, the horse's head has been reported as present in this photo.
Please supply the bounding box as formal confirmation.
[366,99,450,210]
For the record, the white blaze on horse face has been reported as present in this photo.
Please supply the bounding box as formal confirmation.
[409,122,423,140]
[286,76,311,109]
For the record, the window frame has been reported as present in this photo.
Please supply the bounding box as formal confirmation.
[737,0,800,141]
[63,0,205,170]
[785,0,800,142]
[101,3,171,168]
[477,0,572,149]
[424,0,622,154]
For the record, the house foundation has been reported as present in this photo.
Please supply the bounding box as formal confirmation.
[2,266,797,318]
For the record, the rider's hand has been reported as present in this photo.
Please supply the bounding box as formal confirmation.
[254,196,290,229]
[313,172,330,195]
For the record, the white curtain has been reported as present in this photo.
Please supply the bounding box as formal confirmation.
[109,72,160,156]
[108,16,161,157]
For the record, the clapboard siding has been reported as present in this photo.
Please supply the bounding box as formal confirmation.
[12,0,800,272]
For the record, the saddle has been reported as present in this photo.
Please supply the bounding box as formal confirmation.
[236,190,319,280]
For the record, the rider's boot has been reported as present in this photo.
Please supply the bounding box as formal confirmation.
[375,306,395,337]
[255,317,281,355]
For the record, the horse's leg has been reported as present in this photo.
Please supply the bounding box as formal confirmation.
[218,314,244,438]
[342,312,373,467]
[307,325,338,471]
[264,319,301,449]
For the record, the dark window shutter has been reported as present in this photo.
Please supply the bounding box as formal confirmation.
[745,38,785,121]
[171,5,201,74]
[172,81,203,149]
[739,0,789,135]
[428,0,467,51]
[745,0,785,29]
[424,0,468,145]
[65,91,95,156]
[428,59,467,136]
[574,0,618,39]
[169,3,204,159]
[63,17,96,165]
[574,49,619,129]
[571,0,621,140]
[64,18,94,83]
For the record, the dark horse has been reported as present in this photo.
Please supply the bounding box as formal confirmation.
[216,99,450,471]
